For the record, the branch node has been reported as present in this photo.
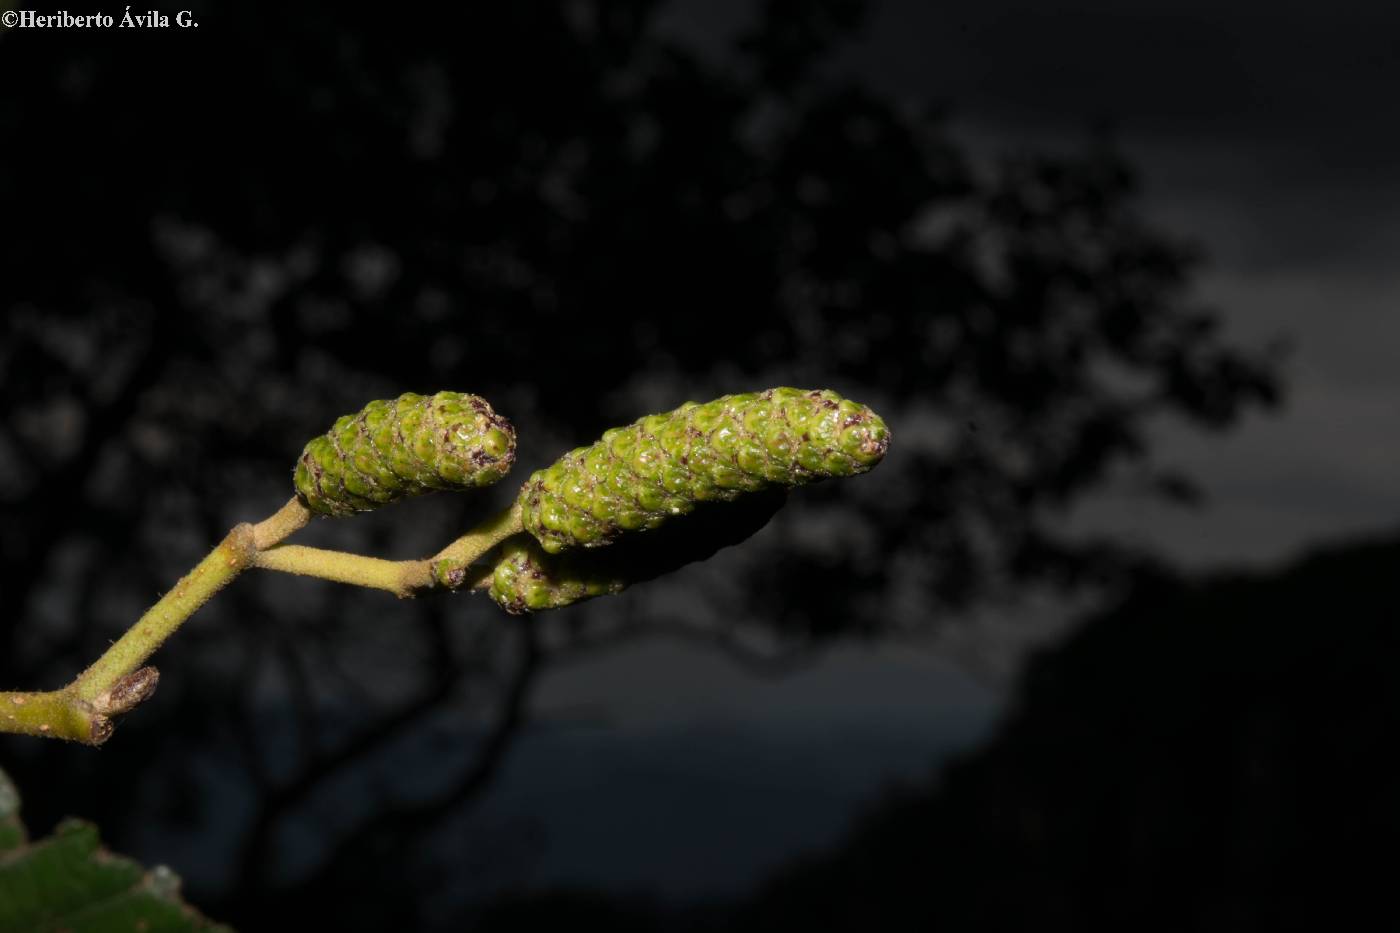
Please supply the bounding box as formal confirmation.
[91,666,160,717]
[228,523,257,569]
[88,715,114,745]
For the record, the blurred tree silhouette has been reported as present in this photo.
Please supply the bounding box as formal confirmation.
[729,533,1400,931]
[0,0,1279,927]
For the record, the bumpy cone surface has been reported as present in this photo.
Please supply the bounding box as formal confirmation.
[486,540,627,614]
[519,387,888,554]
[294,391,515,516]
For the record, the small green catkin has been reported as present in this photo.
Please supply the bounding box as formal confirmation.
[518,387,889,554]
[487,540,627,614]
[294,391,516,516]
[482,489,788,613]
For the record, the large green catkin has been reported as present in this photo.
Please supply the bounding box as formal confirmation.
[294,391,516,516]
[518,387,889,554]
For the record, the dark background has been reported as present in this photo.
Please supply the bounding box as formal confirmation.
[1,1,1396,929]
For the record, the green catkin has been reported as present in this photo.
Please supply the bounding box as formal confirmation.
[518,388,889,554]
[486,540,627,614]
[480,490,788,613]
[294,391,516,516]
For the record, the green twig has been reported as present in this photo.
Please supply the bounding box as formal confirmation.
[251,496,312,549]
[254,545,431,598]
[74,524,257,704]
[0,501,524,744]
[252,502,524,597]
[1,524,258,744]
[429,502,524,587]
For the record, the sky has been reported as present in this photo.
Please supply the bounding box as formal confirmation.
[484,0,1400,898]
[846,0,1400,570]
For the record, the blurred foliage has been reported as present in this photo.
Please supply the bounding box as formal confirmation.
[0,0,1280,927]
[0,768,226,932]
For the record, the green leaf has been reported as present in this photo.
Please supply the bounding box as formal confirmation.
[0,769,21,853]
[0,766,229,933]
